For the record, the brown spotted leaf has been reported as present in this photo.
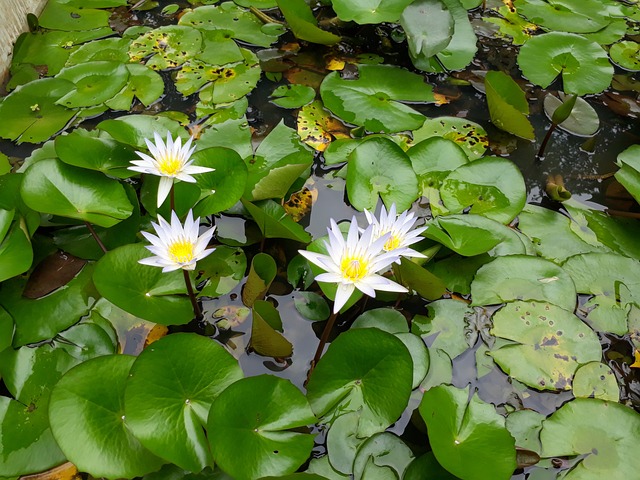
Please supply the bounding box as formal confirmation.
[297,100,350,151]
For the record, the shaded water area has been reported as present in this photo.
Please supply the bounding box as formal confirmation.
[2,1,640,479]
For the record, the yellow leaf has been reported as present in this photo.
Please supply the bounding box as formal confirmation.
[297,100,350,151]
[284,187,317,222]
[326,58,346,71]
[20,462,81,480]
[631,350,640,369]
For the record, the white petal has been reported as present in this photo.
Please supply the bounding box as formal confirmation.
[315,272,344,283]
[175,172,198,183]
[299,250,336,273]
[333,283,355,313]
[157,177,173,207]
[360,275,408,293]
[184,165,214,175]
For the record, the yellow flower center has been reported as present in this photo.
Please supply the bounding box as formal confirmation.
[168,239,195,263]
[340,256,368,281]
[384,234,400,252]
[158,155,182,176]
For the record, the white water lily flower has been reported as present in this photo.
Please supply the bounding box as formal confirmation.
[128,131,213,207]
[364,203,427,260]
[299,218,407,313]
[139,209,216,272]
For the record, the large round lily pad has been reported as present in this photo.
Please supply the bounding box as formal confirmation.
[55,61,129,108]
[320,65,434,133]
[346,136,419,211]
[20,158,133,228]
[514,0,611,34]
[306,327,413,437]
[331,0,414,24]
[517,32,613,95]
[124,333,243,472]
[49,355,164,479]
[93,244,194,325]
[540,398,640,480]
[490,301,602,391]
[419,384,517,480]
[471,255,577,311]
[440,156,526,224]
[208,375,315,479]
[412,117,488,160]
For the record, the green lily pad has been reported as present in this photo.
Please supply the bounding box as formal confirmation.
[517,32,614,95]
[412,116,488,160]
[483,5,537,46]
[20,158,133,228]
[505,409,545,454]
[404,452,459,480]
[490,301,602,391]
[0,78,76,144]
[0,219,32,284]
[610,40,640,71]
[392,257,447,301]
[179,4,283,47]
[97,114,186,150]
[440,156,526,224]
[0,307,13,352]
[55,129,138,178]
[331,0,414,23]
[190,147,247,216]
[197,246,247,297]
[124,333,243,472]
[419,384,517,480]
[271,84,316,109]
[196,29,245,65]
[543,93,599,136]
[1,264,96,347]
[277,0,341,45]
[346,136,419,211]
[49,355,164,479]
[320,65,434,133]
[352,432,414,479]
[572,362,619,402]
[540,398,640,480]
[106,64,165,110]
[93,244,194,325]
[38,0,111,31]
[242,199,312,243]
[55,61,130,108]
[400,0,454,66]
[245,121,313,201]
[326,411,367,475]
[306,328,413,436]
[294,291,330,321]
[485,70,534,140]
[66,37,131,65]
[351,307,409,333]
[615,144,640,204]
[514,0,611,34]
[562,252,640,334]
[242,252,277,307]
[208,375,315,479]
[128,25,203,69]
[471,255,577,310]
[413,299,474,360]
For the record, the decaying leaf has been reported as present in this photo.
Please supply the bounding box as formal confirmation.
[297,100,350,151]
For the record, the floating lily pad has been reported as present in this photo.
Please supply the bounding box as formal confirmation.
[124,333,243,471]
[400,0,454,67]
[179,4,283,47]
[543,93,599,136]
[540,398,640,480]
[408,136,469,195]
[49,355,164,479]
[483,5,537,46]
[0,78,76,144]
[490,301,602,391]
[55,61,129,108]
[615,144,640,204]
[97,114,186,149]
[572,361,619,402]
[197,246,246,298]
[66,37,131,65]
[412,117,488,160]
[38,0,111,31]
[392,257,447,301]
[106,64,165,110]
[271,84,316,109]
[0,220,32,284]
[20,158,133,228]
[346,136,419,211]
[413,299,474,360]
[562,252,640,334]
[93,244,193,325]
[514,0,611,34]
[610,40,640,71]
[294,291,330,321]
[128,25,203,69]
[208,375,315,478]
[297,100,350,152]
[331,0,414,23]
[1,263,96,346]
[306,328,413,436]
[320,65,434,133]
[440,156,526,224]
[517,32,613,95]
[277,0,341,45]
[419,384,517,480]
[485,70,534,140]
[352,432,414,480]
[326,411,367,475]
[471,255,577,310]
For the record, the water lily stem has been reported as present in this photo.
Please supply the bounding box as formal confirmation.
[536,123,557,160]
[249,6,285,25]
[183,269,203,321]
[307,311,338,381]
[170,184,175,211]
[84,221,107,253]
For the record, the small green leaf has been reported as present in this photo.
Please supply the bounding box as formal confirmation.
[243,199,312,242]
[485,70,534,140]
[242,252,277,307]
[55,61,129,108]
[610,40,640,71]
[544,93,599,136]
[277,0,341,45]
[332,0,414,23]
[271,84,316,109]
[293,291,330,321]
[572,362,619,402]
[197,246,247,298]
[251,301,293,357]
[392,257,446,300]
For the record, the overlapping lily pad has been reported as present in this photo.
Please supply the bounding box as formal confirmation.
[331,0,414,24]
[320,65,434,133]
[129,25,203,69]
[490,301,602,391]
